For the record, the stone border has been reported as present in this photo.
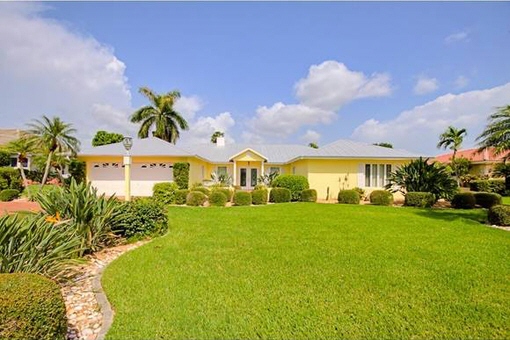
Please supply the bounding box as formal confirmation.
[93,264,114,340]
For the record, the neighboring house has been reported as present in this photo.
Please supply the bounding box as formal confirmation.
[78,137,421,199]
[0,128,33,170]
[435,148,509,177]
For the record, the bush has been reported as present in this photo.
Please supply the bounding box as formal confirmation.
[338,190,360,204]
[212,188,233,201]
[174,189,189,205]
[0,273,67,340]
[67,159,86,184]
[469,179,505,195]
[0,189,20,202]
[186,191,207,206]
[369,190,394,206]
[488,205,510,226]
[117,198,168,239]
[269,188,291,203]
[451,192,476,209]
[173,162,190,189]
[153,182,179,205]
[22,185,59,202]
[209,191,227,207]
[474,192,502,209]
[404,192,436,208]
[352,187,365,200]
[191,186,211,197]
[252,188,268,205]
[233,191,252,206]
[0,215,80,277]
[272,174,309,201]
[300,189,317,202]
[0,167,22,192]
[0,150,11,167]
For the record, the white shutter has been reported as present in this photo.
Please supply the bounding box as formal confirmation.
[358,163,365,187]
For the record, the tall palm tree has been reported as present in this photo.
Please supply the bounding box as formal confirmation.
[130,87,189,144]
[210,131,224,144]
[2,137,34,185]
[27,116,80,186]
[476,105,510,155]
[437,126,467,184]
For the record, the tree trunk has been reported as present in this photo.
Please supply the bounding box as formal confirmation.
[17,157,27,186]
[40,151,54,187]
[452,149,461,186]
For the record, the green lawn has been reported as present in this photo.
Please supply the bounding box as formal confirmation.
[102,204,510,339]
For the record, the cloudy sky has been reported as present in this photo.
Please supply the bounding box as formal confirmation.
[0,2,509,154]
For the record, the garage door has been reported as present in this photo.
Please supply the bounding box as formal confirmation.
[90,162,174,197]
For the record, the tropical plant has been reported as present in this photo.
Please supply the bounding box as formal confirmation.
[492,162,510,191]
[211,131,224,144]
[258,172,279,187]
[210,171,232,186]
[437,126,467,184]
[27,116,79,186]
[2,137,35,184]
[130,87,189,144]
[373,142,393,148]
[476,105,510,155]
[92,130,124,146]
[386,157,458,200]
[308,142,319,149]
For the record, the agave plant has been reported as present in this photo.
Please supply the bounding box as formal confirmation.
[386,157,458,200]
[36,179,125,255]
[210,171,233,186]
[0,214,81,278]
[257,172,280,187]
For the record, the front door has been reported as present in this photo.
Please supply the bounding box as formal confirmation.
[239,168,258,189]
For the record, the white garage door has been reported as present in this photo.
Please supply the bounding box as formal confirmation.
[90,162,173,197]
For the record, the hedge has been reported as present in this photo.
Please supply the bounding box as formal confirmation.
[338,190,360,204]
[269,188,291,203]
[191,186,211,197]
[404,192,436,208]
[186,191,207,206]
[0,189,20,202]
[272,175,309,201]
[451,192,476,209]
[0,167,23,192]
[474,192,502,209]
[488,205,510,226]
[152,182,179,205]
[116,198,168,239]
[233,191,252,206]
[173,163,190,189]
[212,188,233,201]
[0,273,67,340]
[469,179,505,195]
[174,190,189,205]
[369,190,393,206]
[252,188,268,205]
[209,191,227,207]
[300,189,317,202]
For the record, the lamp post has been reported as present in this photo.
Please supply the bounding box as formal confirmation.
[122,136,133,201]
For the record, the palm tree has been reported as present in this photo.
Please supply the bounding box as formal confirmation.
[211,131,224,144]
[308,142,319,149]
[27,116,80,186]
[2,137,34,185]
[437,126,467,183]
[476,105,510,155]
[130,87,189,144]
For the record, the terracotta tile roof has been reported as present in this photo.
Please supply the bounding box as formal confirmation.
[0,129,24,146]
[435,148,509,163]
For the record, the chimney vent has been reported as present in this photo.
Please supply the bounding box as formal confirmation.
[216,136,225,147]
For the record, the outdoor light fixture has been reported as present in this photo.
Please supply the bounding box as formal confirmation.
[122,136,133,152]
[123,136,133,202]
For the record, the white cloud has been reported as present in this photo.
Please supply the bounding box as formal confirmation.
[0,3,134,143]
[444,30,469,44]
[302,130,321,143]
[414,76,439,95]
[352,82,510,154]
[180,112,235,145]
[295,61,392,111]
[454,75,469,89]
[174,95,203,120]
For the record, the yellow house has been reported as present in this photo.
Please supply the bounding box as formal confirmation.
[78,137,420,199]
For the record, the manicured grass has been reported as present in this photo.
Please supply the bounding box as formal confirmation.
[102,204,510,339]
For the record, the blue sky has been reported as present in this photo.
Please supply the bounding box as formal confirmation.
[1,2,509,154]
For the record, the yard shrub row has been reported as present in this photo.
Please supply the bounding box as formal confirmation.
[0,189,20,202]
[233,191,252,206]
[405,192,436,208]
[209,191,228,207]
[338,190,360,204]
[0,167,23,192]
[488,205,510,226]
[269,188,291,203]
[474,192,502,209]
[300,189,317,202]
[451,192,476,209]
[252,188,268,205]
[272,175,309,201]
[173,162,190,190]
[369,190,393,206]
[152,182,179,204]
[469,179,505,195]
[118,198,168,239]
[186,191,208,206]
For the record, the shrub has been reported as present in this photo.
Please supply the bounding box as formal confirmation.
[338,190,360,204]
[352,187,365,200]
[474,192,502,209]
[369,190,394,206]
[404,192,436,208]
[0,215,80,277]
[269,188,291,203]
[191,186,211,197]
[22,185,59,202]
[0,150,11,167]
[212,188,233,201]
[0,189,20,202]
[272,174,309,201]
[488,205,510,226]
[451,192,476,209]
[153,182,179,205]
[117,198,168,239]
[209,191,227,207]
[174,189,189,205]
[252,188,268,205]
[469,179,505,195]
[186,191,207,206]
[0,167,22,192]
[0,273,67,340]
[173,163,190,189]
[300,189,317,202]
[233,191,252,206]
[67,159,86,184]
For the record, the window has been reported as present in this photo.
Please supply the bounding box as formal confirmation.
[364,164,392,187]
[217,166,227,176]
[269,167,280,175]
